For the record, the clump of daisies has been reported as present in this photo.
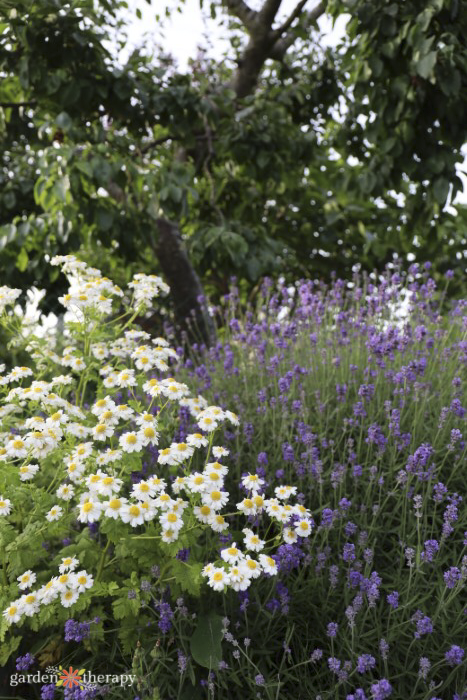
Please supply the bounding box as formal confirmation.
[3,558,93,626]
[0,255,313,659]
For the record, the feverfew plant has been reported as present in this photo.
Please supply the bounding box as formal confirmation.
[0,256,312,666]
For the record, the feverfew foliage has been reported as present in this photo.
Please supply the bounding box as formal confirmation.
[0,256,312,671]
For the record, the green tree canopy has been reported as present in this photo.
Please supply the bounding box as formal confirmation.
[0,0,466,329]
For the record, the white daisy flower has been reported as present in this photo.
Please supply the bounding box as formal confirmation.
[208,568,230,591]
[228,566,251,591]
[66,461,86,482]
[20,592,40,616]
[96,448,122,466]
[202,490,229,510]
[103,497,127,519]
[154,492,175,511]
[72,442,93,461]
[243,529,265,552]
[3,603,22,624]
[147,476,166,493]
[170,442,195,463]
[97,475,122,497]
[240,557,262,579]
[134,412,157,428]
[161,528,179,543]
[59,557,79,574]
[66,423,92,438]
[259,554,278,575]
[283,527,298,544]
[6,437,28,458]
[159,510,184,531]
[17,570,37,590]
[138,424,159,446]
[208,513,229,532]
[201,563,215,578]
[187,473,207,493]
[241,473,265,492]
[204,470,224,491]
[115,404,134,421]
[197,414,218,432]
[116,369,136,388]
[77,497,102,523]
[56,484,75,501]
[274,485,297,500]
[205,461,229,477]
[74,570,94,592]
[212,446,229,458]
[120,502,145,527]
[0,496,11,515]
[91,396,116,417]
[37,578,59,604]
[157,448,178,466]
[186,433,209,448]
[221,543,243,564]
[46,505,63,522]
[119,431,143,453]
[92,423,114,441]
[172,476,187,494]
[131,480,156,501]
[61,589,79,608]
[295,519,313,537]
[225,411,240,426]
[237,497,256,516]
[140,499,157,521]
[142,378,162,397]
[194,504,213,523]
[19,463,39,481]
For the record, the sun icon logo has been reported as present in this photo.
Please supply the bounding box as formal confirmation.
[56,666,86,689]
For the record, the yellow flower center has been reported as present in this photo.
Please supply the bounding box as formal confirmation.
[129,505,140,516]
[109,499,121,510]
[200,506,211,516]
[244,499,253,509]
[126,435,137,444]
[213,572,223,582]
[25,595,35,604]
[167,513,178,523]
[82,503,93,513]
[210,491,221,501]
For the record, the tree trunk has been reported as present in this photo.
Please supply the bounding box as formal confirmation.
[154,217,216,347]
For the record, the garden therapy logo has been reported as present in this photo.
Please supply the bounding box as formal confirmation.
[56,665,86,689]
[10,664,136,688]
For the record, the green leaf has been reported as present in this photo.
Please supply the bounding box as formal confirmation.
[190,613,223,669]
[16,248,28,272]
[433,177,449,204]
[0,634,22,666]
[55,111,73,131]
[416,51,437,79]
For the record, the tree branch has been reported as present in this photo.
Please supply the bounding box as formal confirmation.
[141,134,177,154]
[269,1,326,60]
[222,0,258,32]
[257,0,283,28]
[272,0,310,39]
[0,101,37,108]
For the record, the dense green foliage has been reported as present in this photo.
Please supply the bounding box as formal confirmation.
[0,0,466,309]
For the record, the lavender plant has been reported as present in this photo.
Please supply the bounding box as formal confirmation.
[156,263,465,700]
